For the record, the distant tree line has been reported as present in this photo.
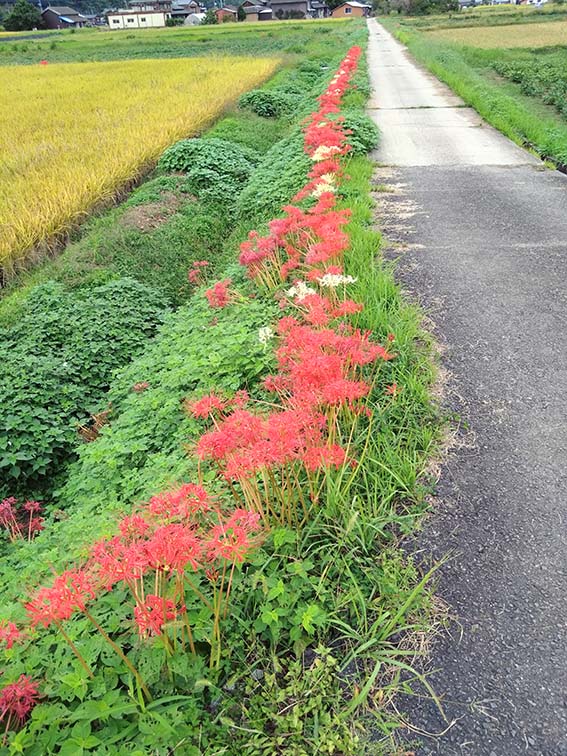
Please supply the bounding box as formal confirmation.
[372,0,458,13]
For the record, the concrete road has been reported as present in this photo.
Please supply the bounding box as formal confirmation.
[366,20,567,756]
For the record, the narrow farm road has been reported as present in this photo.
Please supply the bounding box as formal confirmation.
[366,20,567,756]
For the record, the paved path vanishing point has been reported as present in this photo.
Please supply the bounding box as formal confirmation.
[366,19,567,756]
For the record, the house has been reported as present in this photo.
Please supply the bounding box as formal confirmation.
[270,0,308,17]
[107,9,169,27]
[215,4,237,20]
[170,0,201,20]
[239,0,271,19]
[271,0,328,16]
[41,6,87,28]
[129,0,172,11]
[242,4,272,19]
[309,0,329,17]
[330,0,370,15]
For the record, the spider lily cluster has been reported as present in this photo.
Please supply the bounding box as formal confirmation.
[198,46,394,528]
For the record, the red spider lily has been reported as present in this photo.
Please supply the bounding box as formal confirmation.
[206,523,259,564]
[143,524,203,573]
[134,595,179,637]
[0,622,22,650]
[197,406,327,478]
[385,383,402,398]
[205,279,233,309]
[303,444,347,473]
[186,392,228,419]
[239,196,351,286]
[0,498,22,542]
[25,570,97,628]
[118,514,151,541]
[146,483,211,522]
[0,498,44,542]
[0,675,40,733]
[90,536,148,589]
[188,259,209,285]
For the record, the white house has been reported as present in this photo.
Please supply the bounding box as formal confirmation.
[107,9,169,27]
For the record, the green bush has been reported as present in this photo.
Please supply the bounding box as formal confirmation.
[0,278,166,499]
[238,89,299,119]
[158,137,259,205]
[237,132,311,222]
[206,112,290,154]
[341,110,380,155]
[91,198,233,306]
[56,290,278,517]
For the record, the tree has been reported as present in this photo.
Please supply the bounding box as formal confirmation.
[202,7,218,23]
[3,0,42,31]
[237,3,246,20]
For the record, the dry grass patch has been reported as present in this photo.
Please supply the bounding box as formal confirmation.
[426,19,567,48]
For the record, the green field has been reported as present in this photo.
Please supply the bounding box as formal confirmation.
[0,18,351,65]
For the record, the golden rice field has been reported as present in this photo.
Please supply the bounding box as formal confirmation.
[0,56,279,277]
[426,19,567,48]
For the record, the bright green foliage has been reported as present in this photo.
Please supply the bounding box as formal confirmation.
[239,88,299,118]
[494,52,567,119]
[341,109,380,155]
[56,291,278,516]
[0,279,165,498]
[237,132,311,222]
[159,137,259,207]
[0,25,441,755]
[205,111,290,154]
[202,7,218,23]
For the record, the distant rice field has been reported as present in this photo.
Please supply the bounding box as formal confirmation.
[0,56,278,278]
[426,18,567,47]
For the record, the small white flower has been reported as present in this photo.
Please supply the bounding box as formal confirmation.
[258,326,274,345]
[318,273,357,288]
[311,145,341,162]
[312,172,337,198]
[286,281,316,301]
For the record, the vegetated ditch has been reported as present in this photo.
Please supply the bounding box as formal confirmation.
[0,34,365,505]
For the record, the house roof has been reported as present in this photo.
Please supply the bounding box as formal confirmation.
[107,8,166,14]
[336,0,371,5]
[43,5,85,16]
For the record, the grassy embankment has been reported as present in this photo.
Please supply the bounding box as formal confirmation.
[0,20,364,502]
[381,13,567,167]
[0,21,442,754]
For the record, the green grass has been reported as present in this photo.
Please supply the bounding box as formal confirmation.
[0,18,353,66]
[381,17,567,166]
